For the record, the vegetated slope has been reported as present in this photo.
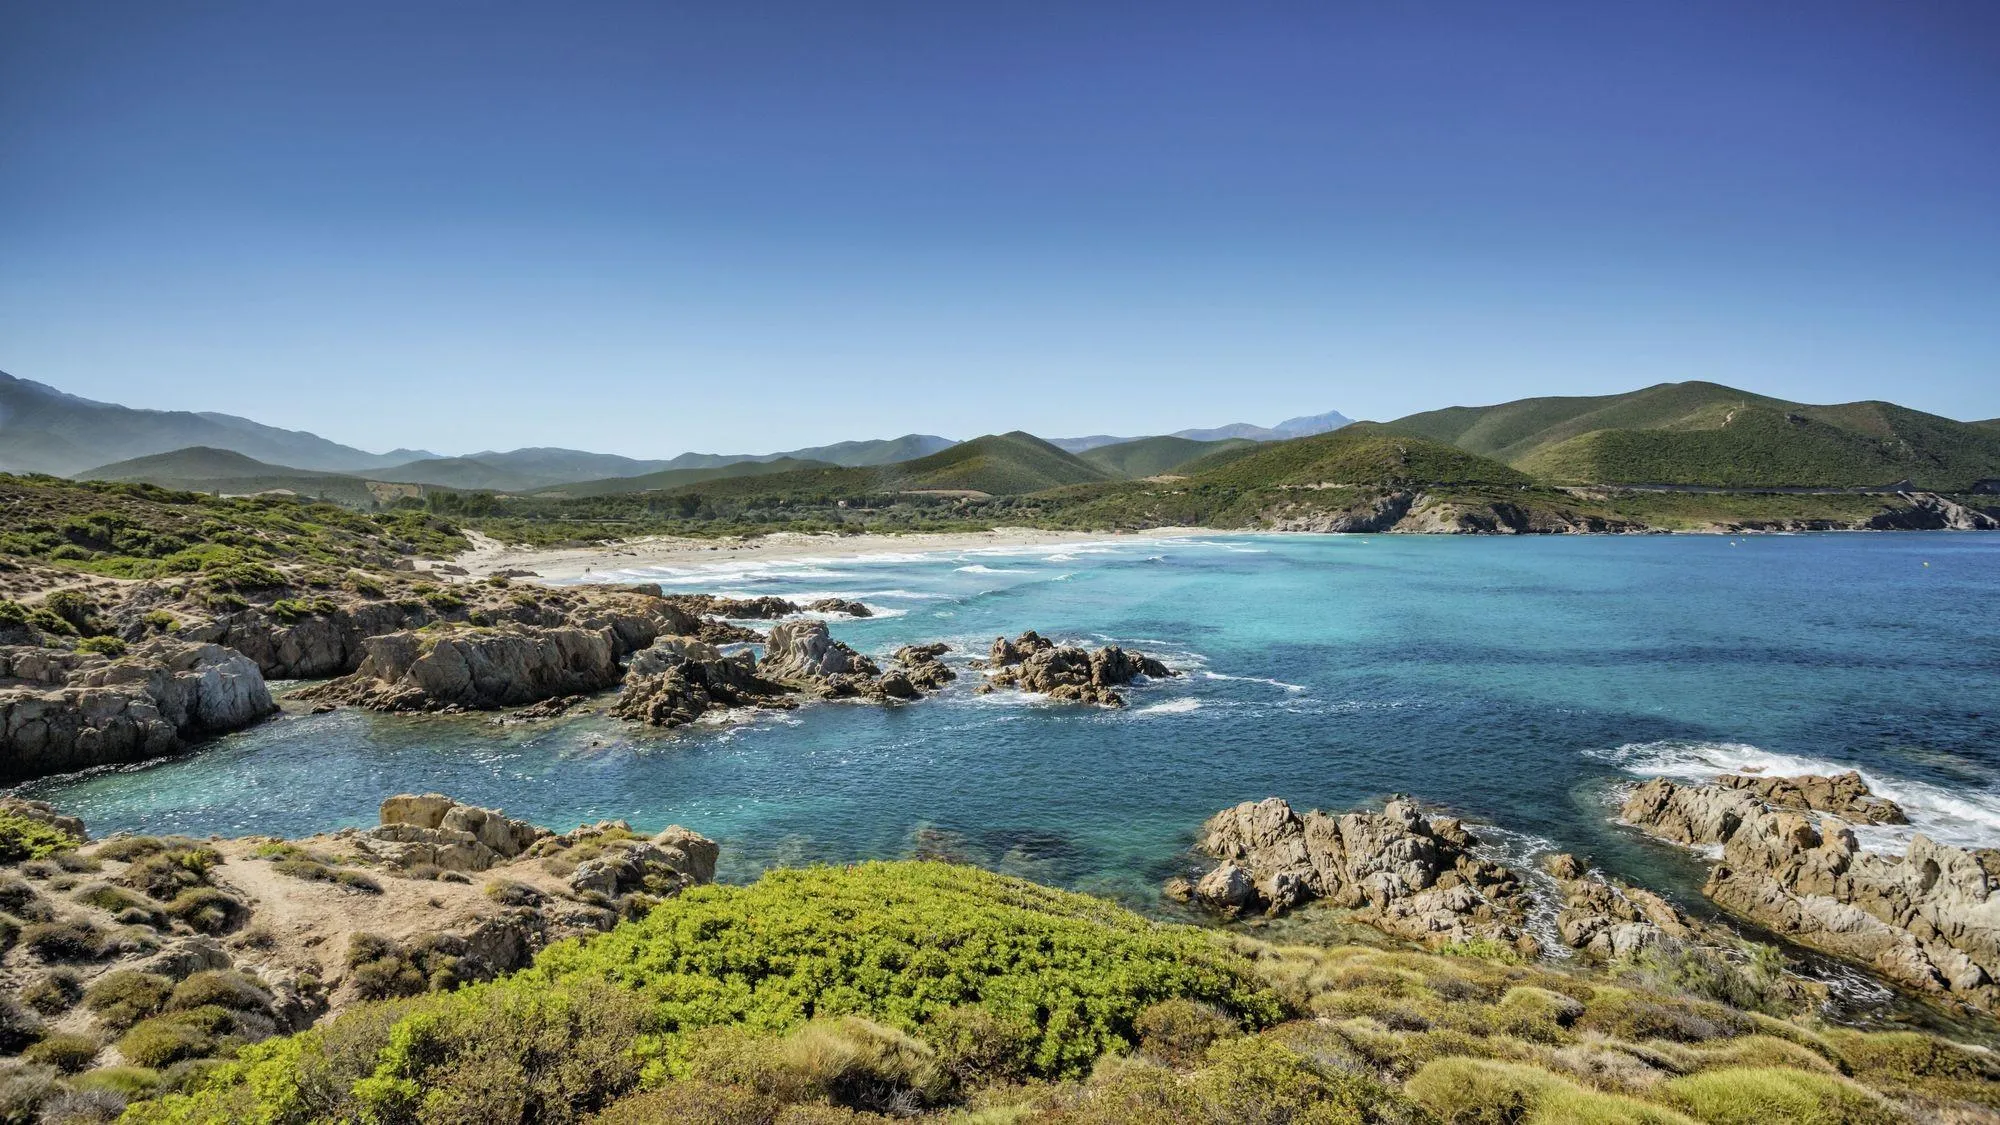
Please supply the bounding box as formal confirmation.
[1185,424,1531,489]
[1079,436,1254,478]
[120,861,2000,1125]
[0,472,463,577]
[455,447,679,487]
[1517,403,2000,489]
[656,433,957,471]
[72,446,408,508]
[0,370,425,477]
[673,432,1113,500]
[364,456,541,492]
[1386,381,2000,489]
[531,456,840,497]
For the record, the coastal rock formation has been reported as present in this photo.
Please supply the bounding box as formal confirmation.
[1620,775,2000,1013]
[359,794,551,872]
[539,822,721,900]
[1189,796,1537,955]
[977,630,1174,707]
[298,625,623,712]
[1542,851,1708,960]
[1715,770,1906,824]
[807,597,872,617]
[891,643,955,692]
[1265,493,1643,535]
[614,636,795,727]
[0,640,274,779]
[663,594,873,620]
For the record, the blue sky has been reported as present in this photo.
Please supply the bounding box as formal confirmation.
[2,2,1996,457]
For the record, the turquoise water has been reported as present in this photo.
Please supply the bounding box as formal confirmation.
[16,533,2000,917]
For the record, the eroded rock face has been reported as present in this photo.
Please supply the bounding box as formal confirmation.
[1620,775,2000,1013]
[614,636,795,727]
[0,641,274,780]
[1541,852,1714,961]
[978,631,1174,708]
[299,625,623,712]
[1190,796,1537,955]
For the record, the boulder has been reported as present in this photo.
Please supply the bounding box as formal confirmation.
[566,827,719,899]
[1715,770,1906,825]
[365,794,549,870]
[614,636,794,727]
[807,598,872,617]
[762,620,879,684]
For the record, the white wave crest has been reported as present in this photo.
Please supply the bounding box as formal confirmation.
[1132,698,1202,716]
[954,564,1030,574]
[1201,670,1309,692]
[1590,740,2000,852]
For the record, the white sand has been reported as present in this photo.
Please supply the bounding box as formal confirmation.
[446,526,1223,583]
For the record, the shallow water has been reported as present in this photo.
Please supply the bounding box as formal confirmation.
[17,533,2000,919]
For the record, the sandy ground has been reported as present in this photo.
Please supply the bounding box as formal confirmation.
[445,526,1225,583]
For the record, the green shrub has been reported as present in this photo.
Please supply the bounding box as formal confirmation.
[0,876,47,919]
[75,634,128,657]
[1577,987,1749,1043]
[922,1005,1039,1086]
[118,1013,222,1069]
[84,971,173,1031]
[585,1081,777,1125]
[1133,998,1240,1066]
[143,610,179,632]
[1826,1028,2000,1085]
[21,969,84,1016]
[168,971,272,1015]
[161,888,246,935]
[269,856,381,894]
[71,1064,163,1099]
[118,845,221,901]
[0,811,81,862]
[1659,1066,1901,1125]
[74,881,162,923]
[94,836,170,863]
[1406,1056,1696,1125]
[22,1032,99,1073]
[20,919,103,962]
[1190,1034,1417,1125]
[42,590,95,631]
[483,880,544,907]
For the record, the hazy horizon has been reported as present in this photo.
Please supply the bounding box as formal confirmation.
[4,2,1996,458]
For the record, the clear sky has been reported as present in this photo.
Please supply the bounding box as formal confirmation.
[3,2,1996,457]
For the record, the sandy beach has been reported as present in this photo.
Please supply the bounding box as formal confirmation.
[445,526,1225,583]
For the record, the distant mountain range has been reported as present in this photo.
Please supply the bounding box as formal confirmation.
[1051,409,1355,453]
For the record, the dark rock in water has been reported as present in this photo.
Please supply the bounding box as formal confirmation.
[892,643,955,691]
[665,594,801,620]
[981,630,1175,707]
[760,621,954,703]
[510,694,586,721]
[615,637,794,728]
[807,597,872,617]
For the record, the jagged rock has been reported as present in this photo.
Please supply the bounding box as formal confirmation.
[1716,771,1906,824]
[892,644,955,691]
[1190,796,1536,954]
[1541,852,1706,960]
[1621,776,2000,1014]
[614,636,794,727]
[762,620,879,684]
[566,826,719,899]
[298,625,622,712]
[362,794,550,871]
[665,594,800,620]
[0,641,273,780]
[510,694,585,721]
[981,630,1174,707]
[807,598,872,617]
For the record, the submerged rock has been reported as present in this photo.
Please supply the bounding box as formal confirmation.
[1620,774,2000,1014]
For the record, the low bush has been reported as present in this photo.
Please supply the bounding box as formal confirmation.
[585,1081,777,1125]
[118,1012,225,1070]
[84,971,173,1031]
[1406,1056,1696,1125]
[75,635,127,657]
[23,1032,100,1073]
[484,879,545,907]
[21,919,104,962]
[269,856,382,894]
[73,882,162,923]
[167,972,273,1015]
[1191,1034,1418,1125]
[1132,998,1240,1066]
[22,969,84,1016]
[71,1064,163,1099]
[0,994,45,1053]
[161,888,247,935]
[118,845,221,901]
[1659,1065,1902,1125]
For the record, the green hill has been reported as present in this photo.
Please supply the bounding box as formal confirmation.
[1079,436,1254,478]
[367,456,539,492]
[671,432,1113,500]
[1184,424,1530,490]
[73,447,400,507]
[531,457,839,497]
[1385,382,2000,489]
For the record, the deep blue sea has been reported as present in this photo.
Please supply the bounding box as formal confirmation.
[17,533,2000,919]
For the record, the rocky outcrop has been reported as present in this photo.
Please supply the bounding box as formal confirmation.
[1266,492,1643,535]
[665,594,801,620]
[1621,776,2000,1013]
[534,822,720,900]
[0,641,274,780]
[890,644,955,693]
[358,793,552,871]
[976,631,1174,707]
[807,598,872,617]
[614,636,795,727]
[1188,796,1538,955]
[1542,852,1709,960]
[1715,770,1906,824]
[298,625,623,712]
